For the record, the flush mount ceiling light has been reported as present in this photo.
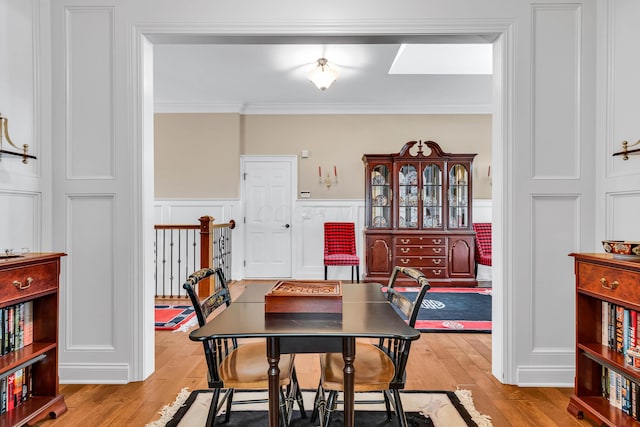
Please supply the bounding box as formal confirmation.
[308,58,339,91]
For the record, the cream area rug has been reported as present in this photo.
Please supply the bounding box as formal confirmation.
[146,388,493,427]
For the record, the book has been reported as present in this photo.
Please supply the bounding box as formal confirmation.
[633,381,638,419]
[0,308,4,356]
[602,365,610,399]
[625,309,630,355]
[603,301,609,346]
[609,369,616,407]
[18,303,24,350]
[23,301,33,346]
[631,310,637,349]
[0,377,5,414]
[14,369,22,406]
[610,303,616,349]
[616,306,625,354]
[23,365,31,402]
[622,377,631,415]
[6,373,14,412]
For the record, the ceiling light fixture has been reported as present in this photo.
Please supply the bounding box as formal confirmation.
[308,58,339,91]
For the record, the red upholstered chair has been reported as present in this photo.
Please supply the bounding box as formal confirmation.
[472,223,492,272]
[323,222,360,283]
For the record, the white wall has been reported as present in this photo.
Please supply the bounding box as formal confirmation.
[154,198,493,293]
[9,0,635,387]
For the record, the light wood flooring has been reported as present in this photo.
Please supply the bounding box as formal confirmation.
[33,281,599,427]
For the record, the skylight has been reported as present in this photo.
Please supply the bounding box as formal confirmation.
[389,44,493,75]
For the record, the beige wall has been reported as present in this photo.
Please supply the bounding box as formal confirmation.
[154,113,241,199]
[155,113,492,199]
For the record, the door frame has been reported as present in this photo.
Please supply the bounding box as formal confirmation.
[240,155,298,279]
[137,23,510,384]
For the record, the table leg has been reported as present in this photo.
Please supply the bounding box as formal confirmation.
[266,337,280,427]
[342,337,356,427]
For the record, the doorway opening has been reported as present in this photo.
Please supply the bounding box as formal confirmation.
[142,30,507,383]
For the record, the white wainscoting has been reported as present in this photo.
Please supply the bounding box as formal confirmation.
[0,191,41,253]
[154,198,492,283]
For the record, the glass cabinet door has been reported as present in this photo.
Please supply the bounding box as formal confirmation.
[398,163,418,228]
[422,164,442,228]
[448,164,469,229]
[370,164,391,228]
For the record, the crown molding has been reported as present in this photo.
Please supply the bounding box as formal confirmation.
[153,102,493,115]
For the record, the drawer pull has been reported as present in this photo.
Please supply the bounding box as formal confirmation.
[433,269,442,275]
[400,259,410,265]
[600,277,619,290]
[432,248,442,254]
[433,259,442,265]
[401,239,410,244]
[13,277,33,290]
[400,248,410,254]
[432,239,442,244]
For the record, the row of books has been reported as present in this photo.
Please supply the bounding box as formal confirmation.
[602,366,640,419]
[1,301,33,356]
[602,301,639,355]
[0,366,33,415]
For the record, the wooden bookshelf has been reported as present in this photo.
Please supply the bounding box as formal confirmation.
[0,253,66,426]
[569,253,640,426]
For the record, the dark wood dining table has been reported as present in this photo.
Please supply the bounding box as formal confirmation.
[189,282,420,427]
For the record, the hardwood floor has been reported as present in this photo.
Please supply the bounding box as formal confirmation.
[33,282,599,427]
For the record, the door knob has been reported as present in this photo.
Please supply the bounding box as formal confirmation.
[284,224,290,228]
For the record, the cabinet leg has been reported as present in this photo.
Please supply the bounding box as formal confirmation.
[566,399,584,419]
[26,395,67,425]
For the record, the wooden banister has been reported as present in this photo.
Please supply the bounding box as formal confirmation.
[199,216,214,298]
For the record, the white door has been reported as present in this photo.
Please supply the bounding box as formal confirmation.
[242,156,296,278]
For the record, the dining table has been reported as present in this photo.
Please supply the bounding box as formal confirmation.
[188,281,420,427]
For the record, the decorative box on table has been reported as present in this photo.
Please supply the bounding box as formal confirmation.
[264,280,342,315]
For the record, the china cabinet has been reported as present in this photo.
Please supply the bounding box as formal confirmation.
[363,140,477,286]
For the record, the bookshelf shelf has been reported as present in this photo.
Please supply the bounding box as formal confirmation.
[0,253,66,426]
[0,343,56,374]
[569,253,640,426]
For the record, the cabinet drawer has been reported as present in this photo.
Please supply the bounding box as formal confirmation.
[397,246,445,256]
[417,267,447,279]
[397,256,446,268]
[577,261,640,303]
[0,261,58,304]
[396,236,445,246]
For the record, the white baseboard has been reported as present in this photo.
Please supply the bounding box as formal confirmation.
[59,363,131,384]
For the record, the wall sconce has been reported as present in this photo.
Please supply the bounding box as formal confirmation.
[0,113,36,164]
[613,140,640,160]
[319,165,338,188]
[308,58,339,91]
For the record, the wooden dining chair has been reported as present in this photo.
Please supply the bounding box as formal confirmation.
[311,266,430,427]
[183,268,306,426]
[323,222,360,283]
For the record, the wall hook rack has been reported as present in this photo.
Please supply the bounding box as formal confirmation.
[0,113,37,164]
[612,140,640,160]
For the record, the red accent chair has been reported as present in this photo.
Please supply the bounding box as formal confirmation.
[472,223,492,273]
[323,222,360,283]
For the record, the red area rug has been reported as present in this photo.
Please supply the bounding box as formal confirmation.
[155,305,196,331]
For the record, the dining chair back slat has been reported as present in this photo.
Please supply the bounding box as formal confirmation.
[183,268,305,426]
[313,265,431,427]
